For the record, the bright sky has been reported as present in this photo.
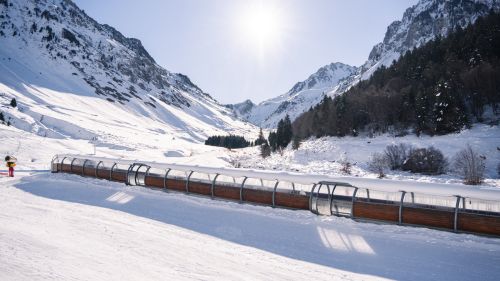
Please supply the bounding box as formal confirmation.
[74,0,418,104]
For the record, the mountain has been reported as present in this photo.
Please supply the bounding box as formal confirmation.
[224,99,255,119]
[293,10,500,138]
[240,0,500,128]
[0,0,255,145]
[234,62,357,128]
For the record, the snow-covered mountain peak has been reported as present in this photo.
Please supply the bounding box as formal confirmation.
[0,0,256,146]
[286,62,357,98]
[239,0,500,128]
[361,0,500,79]
[231,62,357,128]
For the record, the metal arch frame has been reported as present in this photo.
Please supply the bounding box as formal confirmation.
[399,191,407,225]
[51,155,59,172]
[329,183,338,216]
[313,184,323,215]
[60,157,68,172]
[239,176,249,203]
[81,159,90,176]
[125,164,136,186]
[271,180,280,208]
[109,163,117,181]
[145,167,152,178]
[185,171,194,193]
[211,173,220,199]
[453,195,462,233]
[315,183,331,215]
[350,187,359,218]
[70,158,77,173]
[134,164,149,186]
[163,169,171,190]
[308,184,318,213]
[95,161,103,178]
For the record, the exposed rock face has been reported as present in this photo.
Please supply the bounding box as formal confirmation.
[0,0,214,107]
[239,0,500,128]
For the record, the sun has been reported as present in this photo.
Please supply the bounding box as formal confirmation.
[237,1,286,54]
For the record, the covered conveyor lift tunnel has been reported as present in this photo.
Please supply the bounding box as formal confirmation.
[51,155,500,237]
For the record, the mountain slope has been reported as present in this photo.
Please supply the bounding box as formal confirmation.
[293,11,500,138]
[237,62,357,128]
[240,0,500,128]
[0,0,256,146]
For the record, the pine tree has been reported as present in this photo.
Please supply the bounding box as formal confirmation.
[268,131,277,152]
[292,135,301,150]
[255,127,267,146]
[260,142,271,158]
[10,98,17,108]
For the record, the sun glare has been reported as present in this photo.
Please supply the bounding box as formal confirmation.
[237,1,286,55]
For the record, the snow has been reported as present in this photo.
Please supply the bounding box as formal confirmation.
[1,172,500,281]
[239,63,357,128]
[233,124,500,189]
[0,1,499,279]
[0,0,258,144]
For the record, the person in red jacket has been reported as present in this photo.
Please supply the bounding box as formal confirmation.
[5,156,16,177]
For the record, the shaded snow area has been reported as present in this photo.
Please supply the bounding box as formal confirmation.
[233,125,500,187]
[1,173,499,281]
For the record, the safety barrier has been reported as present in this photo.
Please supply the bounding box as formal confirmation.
[51,155,500,237]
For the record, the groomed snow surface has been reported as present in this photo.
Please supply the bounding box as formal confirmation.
[1,172,500,281]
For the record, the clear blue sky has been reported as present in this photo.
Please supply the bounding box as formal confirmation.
[74,0,418,104]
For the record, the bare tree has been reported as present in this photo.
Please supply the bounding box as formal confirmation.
[402,146,447,175]
[368,153,389,178]
[339,153,352,175]
[384,143,410,170]
[453,145,486,185]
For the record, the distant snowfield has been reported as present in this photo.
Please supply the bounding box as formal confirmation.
[1,172,500,281]
[233,124,500,187]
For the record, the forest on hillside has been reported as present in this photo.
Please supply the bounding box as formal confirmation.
[293,11,500,138]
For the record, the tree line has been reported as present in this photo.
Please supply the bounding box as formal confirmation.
[204,135,250,149]
[293,11,500,138]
